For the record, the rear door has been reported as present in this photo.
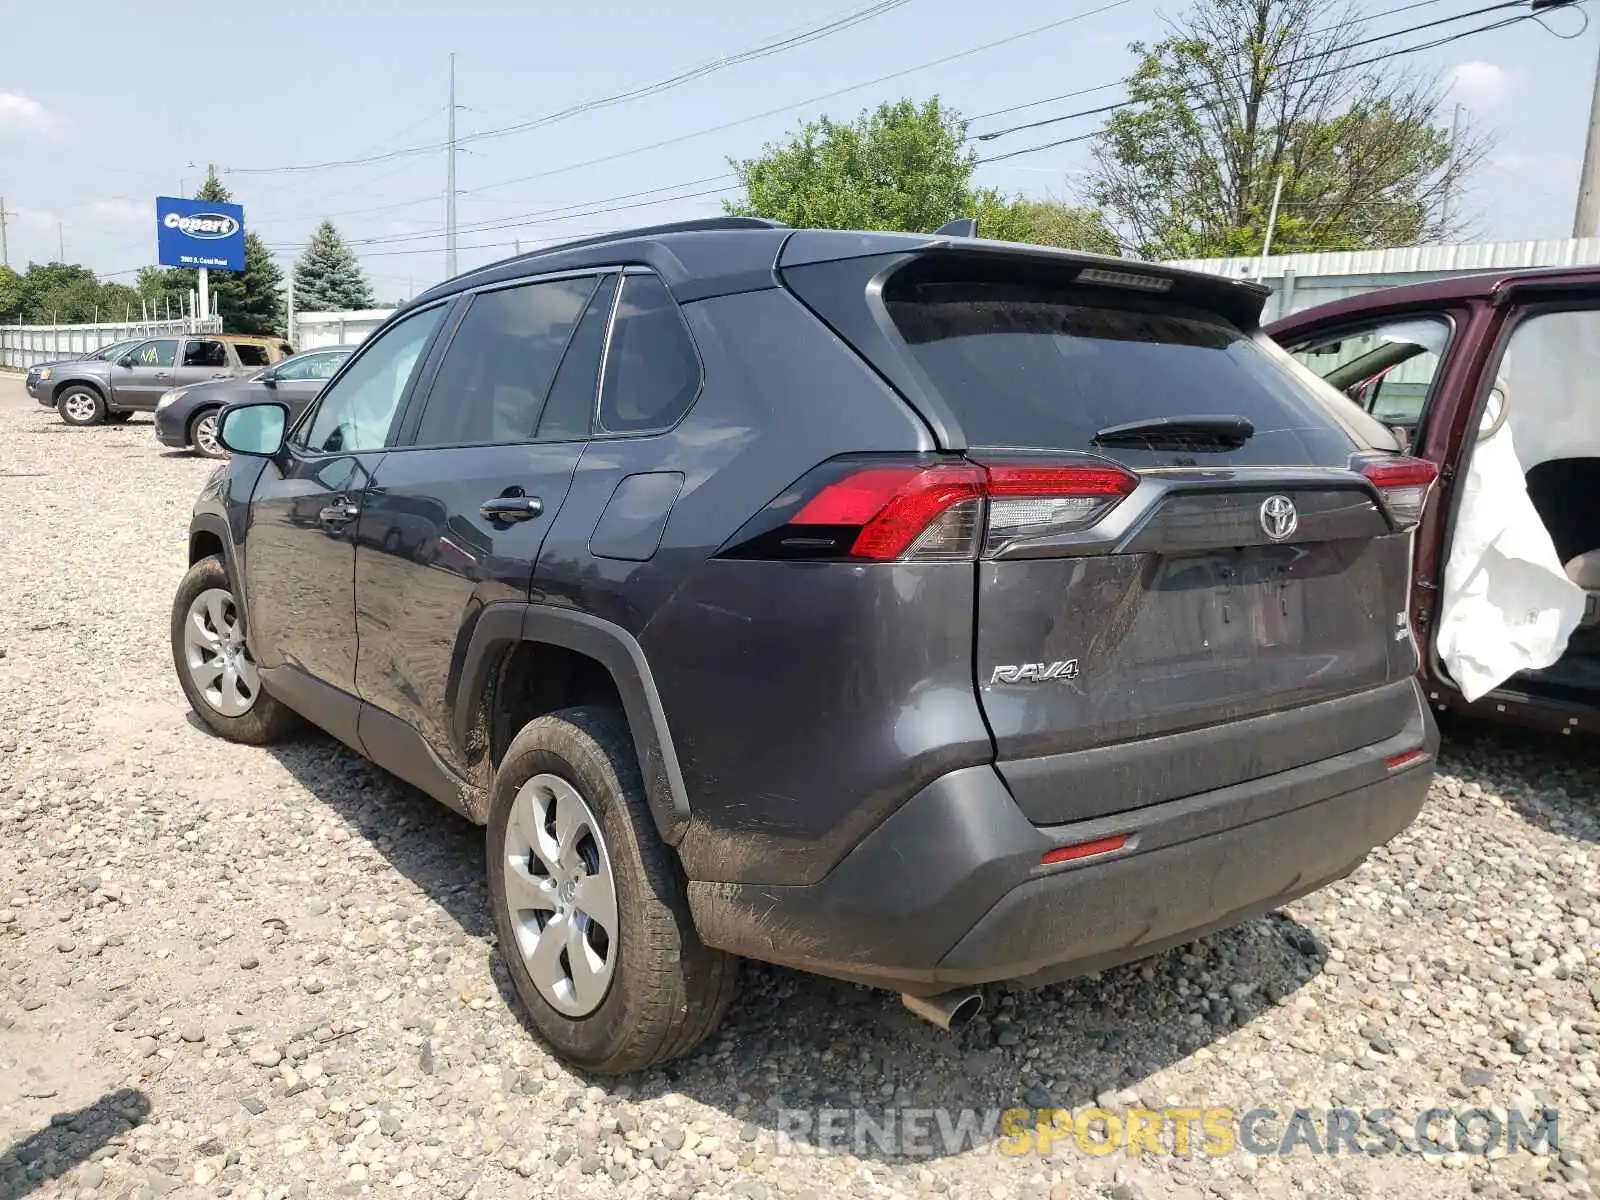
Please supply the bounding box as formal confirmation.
[352,271,612,776]
[172,337,234,389]
[784,247,1423,820]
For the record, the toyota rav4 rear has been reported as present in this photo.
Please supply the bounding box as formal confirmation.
[683,233,1438,1006]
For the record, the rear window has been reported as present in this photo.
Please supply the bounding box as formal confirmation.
[884,274,1362,466]
[235,344,271,367]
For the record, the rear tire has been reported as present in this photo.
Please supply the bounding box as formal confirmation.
[171,555,298,745]
[57,386,105,426]
[487,706,738,1075]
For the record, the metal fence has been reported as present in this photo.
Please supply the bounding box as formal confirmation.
[0,317,223,372]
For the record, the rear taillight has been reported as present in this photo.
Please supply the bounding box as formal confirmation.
[720,456,1138,562]
[1359,456,1438,530]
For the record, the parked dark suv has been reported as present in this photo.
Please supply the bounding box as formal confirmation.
[171,217,1440,1074]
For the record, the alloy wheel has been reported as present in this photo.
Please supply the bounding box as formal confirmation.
[182,587,259,718]
[501,773,619,1017]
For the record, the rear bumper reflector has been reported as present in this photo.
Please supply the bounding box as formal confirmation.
[1040,833,1129,867]
[1385,747,1430,772]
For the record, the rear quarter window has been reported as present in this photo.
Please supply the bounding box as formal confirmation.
[884,274,1368,467]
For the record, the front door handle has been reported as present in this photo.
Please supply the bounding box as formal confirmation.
[480,496,543,522]
[319,500,360,526]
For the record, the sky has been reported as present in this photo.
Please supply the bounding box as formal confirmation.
[2,0,1597,303]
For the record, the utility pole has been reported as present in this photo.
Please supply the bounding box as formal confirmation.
[446,52,459,279]
[0,197,9,268]
[514,238,521,256]
[285,275,296,348]
[1575,35,1600,237]
[57,222,65,263]
[1256,174,1285,280]
[1440,103,1464,238]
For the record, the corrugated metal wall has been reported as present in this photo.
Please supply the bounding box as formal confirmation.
[1165,237,1600,322]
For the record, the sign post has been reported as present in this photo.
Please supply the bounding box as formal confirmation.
[155,196,245,326]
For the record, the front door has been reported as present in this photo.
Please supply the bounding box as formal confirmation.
[353,273,611,775]
[243,304,450,740]
[112,337,179,408]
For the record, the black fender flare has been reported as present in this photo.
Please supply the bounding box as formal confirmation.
[454,604,692,845]
[187,513,251,635]
[52,375,108,405]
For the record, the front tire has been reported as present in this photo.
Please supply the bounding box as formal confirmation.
[190,408,228,459]
[170,555,298,744]
[106,410,135,424]
[487,706,738,1074]
[57,386,105,426]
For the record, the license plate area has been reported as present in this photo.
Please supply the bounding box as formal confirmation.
[1149,546,1309,661]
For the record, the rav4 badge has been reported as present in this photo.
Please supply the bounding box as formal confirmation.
[989,660,1080,685]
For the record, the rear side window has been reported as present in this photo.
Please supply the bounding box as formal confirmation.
[414,276,597,447]
[539,274,618,442]
[597,274,700,434]
[884,273,1360,466]
[184,339,229,368]
[235,344,271,367]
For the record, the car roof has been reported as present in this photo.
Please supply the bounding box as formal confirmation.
[401,216,1271,324]
[1267,262,1600,336]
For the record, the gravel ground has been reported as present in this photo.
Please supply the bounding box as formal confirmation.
[1,377,1597,1200]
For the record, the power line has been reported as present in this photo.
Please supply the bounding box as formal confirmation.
[963,0,1466,126]
[973,0,1529,145]
[225,0,919,175]
[450,0,1133,202]
[975,6,1560,164]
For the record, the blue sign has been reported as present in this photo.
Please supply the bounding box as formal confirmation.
[156,196,246,272]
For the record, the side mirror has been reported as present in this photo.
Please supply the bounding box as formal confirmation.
[218,401,289,457]
[261,373,279,387]
[118,355,135,368]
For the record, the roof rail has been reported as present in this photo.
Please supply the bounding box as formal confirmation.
[498,216,789,265]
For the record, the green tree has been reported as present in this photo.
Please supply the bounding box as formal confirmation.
[728,97,1120,253]
[1088,0,1480,259]
[0,266,23,321]
[728,98,975,234]
[293,220,376,312]
[220,233,286,336]
[970,194,1120,254]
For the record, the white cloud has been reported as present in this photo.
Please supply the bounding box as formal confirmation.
[0,91,64,137]
[1447,61,1516,111]
[83,199,145,226]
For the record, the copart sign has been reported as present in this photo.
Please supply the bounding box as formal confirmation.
[155,196,246,272]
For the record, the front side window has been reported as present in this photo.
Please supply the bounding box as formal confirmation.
[274,352,346,382]
[298,306,446,454]
[597,274,700,434]
[413,276,597,447]
[1285,314,1451,431]
[131,339,178,368]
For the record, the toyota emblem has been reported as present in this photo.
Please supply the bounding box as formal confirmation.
[1259,495,1298,541]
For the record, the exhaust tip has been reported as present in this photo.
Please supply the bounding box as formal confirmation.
[902,989,984,1031]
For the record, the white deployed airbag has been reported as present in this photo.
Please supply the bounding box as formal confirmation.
[1435,417,1586,702]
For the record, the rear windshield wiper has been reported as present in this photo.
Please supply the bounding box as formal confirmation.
[1092,414,1255,449]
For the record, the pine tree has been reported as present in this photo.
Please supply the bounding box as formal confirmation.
[293,220,375,312]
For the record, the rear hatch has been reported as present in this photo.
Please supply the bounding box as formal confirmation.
[780,237,1428,823]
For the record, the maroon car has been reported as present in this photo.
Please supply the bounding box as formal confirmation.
[1269,265,1600,736]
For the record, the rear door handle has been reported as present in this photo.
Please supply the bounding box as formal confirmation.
[480,496,543,522]
[319,500,360,525]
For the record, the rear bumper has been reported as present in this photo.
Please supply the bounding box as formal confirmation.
[688,680,1437,995]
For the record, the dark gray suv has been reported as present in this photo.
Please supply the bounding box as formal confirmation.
[169,217,1439,1074]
